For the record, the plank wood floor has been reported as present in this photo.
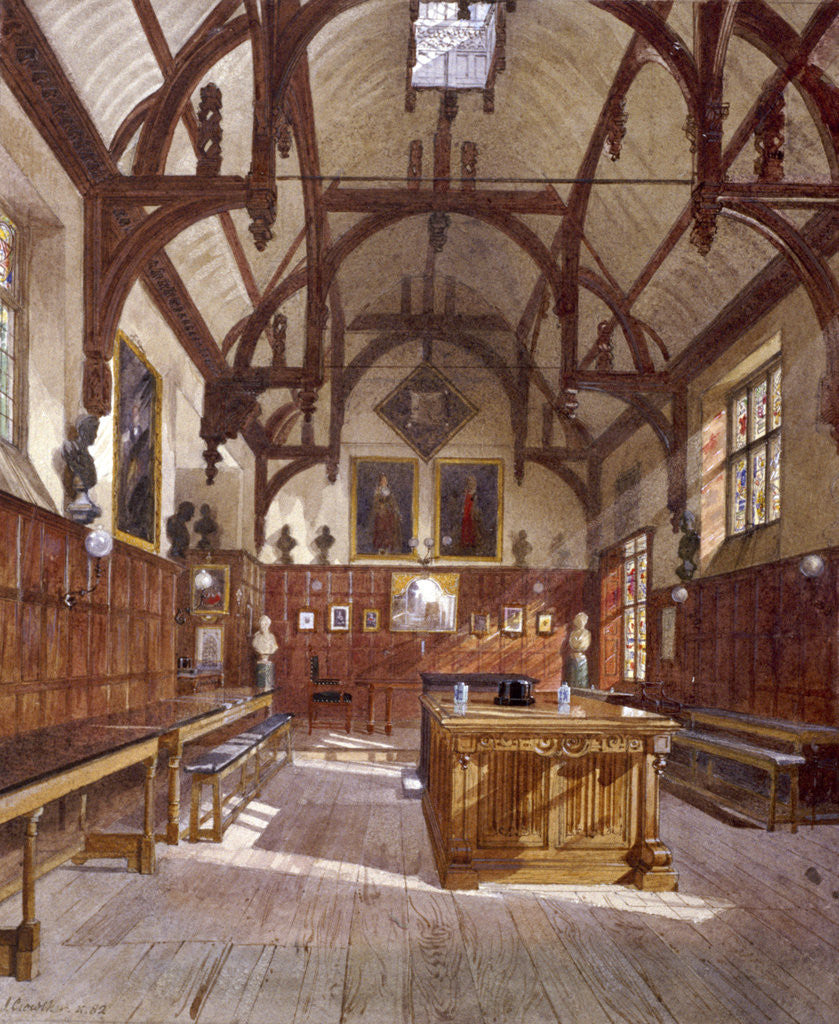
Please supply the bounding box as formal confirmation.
[0,727,838,1024]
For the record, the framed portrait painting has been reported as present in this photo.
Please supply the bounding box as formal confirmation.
[329,604,351,632]
[470,612,490,636]
[191,565,229,616]
[502,605,524,636]
[297,609,316,632]
[435,459,503,560]
[350,457,418,560]
[362,609,380,632]
[113,331,162,552]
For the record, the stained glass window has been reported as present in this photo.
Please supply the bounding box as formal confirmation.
[727,359,781,536]
[0,211,18,446]
[621,530,649,683]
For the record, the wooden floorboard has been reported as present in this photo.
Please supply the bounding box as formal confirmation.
[0,745,837,1024]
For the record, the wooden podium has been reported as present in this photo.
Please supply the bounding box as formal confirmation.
[420,691,681,891]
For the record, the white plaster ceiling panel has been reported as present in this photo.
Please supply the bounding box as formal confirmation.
[28,0,162,147]
[573,389,628,438]
[163,121,198,175]
[618,63,691,182]
[151,0,242,59]
[631,218,778,355]
[783,77,836,181]
[307,0,438,180]
[164,217,252,345]
[581,183,690,295]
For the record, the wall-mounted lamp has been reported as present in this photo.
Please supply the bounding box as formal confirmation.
[62,527,113,608]
[409,535,452,566]
[174,567,214,624]
[799,553,826,578]
[671,584,689,604]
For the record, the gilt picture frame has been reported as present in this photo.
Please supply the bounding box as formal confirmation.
[470,612,490,636]
[435,459,503,561]
[191,565,229,617]
[297,609,316,632]
[362,609,380,632]
[502,605,524,636]
[390,572,459,633]
[350,456,418,560]
[113,331,162,552]
[329,604,351,632]
[536,612,554,636]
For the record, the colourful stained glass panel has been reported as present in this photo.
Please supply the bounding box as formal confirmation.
[770,367,782,430]
[733,394,748,450]
[768,435,781,521]
[637,604,647,680]
[623,538,635,558]
[751,446,766,525]
[732,454,747,533]
[623,607,636,680]
[0,303,12,443]
[624,557,636,605]
[0,216,15,289]
[637,553,647,601]
[752,379,767,439]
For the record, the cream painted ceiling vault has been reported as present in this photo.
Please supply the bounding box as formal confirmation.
[4,0,839,546]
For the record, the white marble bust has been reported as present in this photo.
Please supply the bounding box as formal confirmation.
[252,614,278,661]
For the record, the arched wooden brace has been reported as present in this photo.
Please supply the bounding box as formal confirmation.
[720,201,839,450]
[256,455,327,550]
[132,16,250,175]
[322,209,566,329]
[734,0,839,180]
[84,188,248,413]
[524,450,595,521]
[231,266,309,366]
[578,267,654,373]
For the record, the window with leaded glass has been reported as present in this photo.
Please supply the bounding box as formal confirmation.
[0,210,20,446]
[621,532,648,683]
[727,360,781,536]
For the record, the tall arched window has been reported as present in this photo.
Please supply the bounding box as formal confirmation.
[0,210,21,446]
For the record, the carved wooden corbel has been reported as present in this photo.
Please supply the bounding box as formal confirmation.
[246,172,276,251]
[200,379,263,484]
[754,94,785,182]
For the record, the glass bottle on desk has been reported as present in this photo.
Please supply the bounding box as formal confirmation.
[557,682,571,714]
[453,681,469,715]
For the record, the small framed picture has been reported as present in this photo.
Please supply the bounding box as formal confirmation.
[502,606,524,636]
[329,604,351,632]
[195,625,223,668]
[536,612,554,636]
[297,608,316,632]
[470,612,489,636]
[362,609,380,632]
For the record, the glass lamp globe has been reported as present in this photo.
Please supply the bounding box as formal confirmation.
[671,584,689,604]
[194,568,214,591]
[799,553,825,578]
[84,527,113,559]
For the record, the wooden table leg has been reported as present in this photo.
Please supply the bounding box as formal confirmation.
[385,687,394,735]
[366,684,375,733]
[139,756,157,873]
[0,807,43,980]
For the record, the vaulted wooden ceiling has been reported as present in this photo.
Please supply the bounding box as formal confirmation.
[3,0,839,545]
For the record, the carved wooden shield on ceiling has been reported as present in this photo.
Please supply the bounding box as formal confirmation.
[375,363,477,461]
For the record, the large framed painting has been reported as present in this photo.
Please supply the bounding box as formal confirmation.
[350,457,419,559]
[112,331,162,552]
[390,572,459,633]
[434,458,503,560]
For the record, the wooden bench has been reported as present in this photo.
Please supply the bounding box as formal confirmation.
[669,729,805,832]
[184,712,293,843]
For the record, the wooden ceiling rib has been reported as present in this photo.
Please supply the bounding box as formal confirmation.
[3,0,839,540]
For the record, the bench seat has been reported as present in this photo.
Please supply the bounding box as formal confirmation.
[669,728,805,832]
[184,712,293,842]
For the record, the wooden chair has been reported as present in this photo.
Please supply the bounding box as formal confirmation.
[308,655,353,734]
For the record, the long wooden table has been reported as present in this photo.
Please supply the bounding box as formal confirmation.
[0,688,275,980]
[420,691,681,891]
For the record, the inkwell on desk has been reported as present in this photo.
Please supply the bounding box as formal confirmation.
[494,678,535,706]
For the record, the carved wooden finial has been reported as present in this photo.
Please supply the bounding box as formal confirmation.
[604,95,628,162]
[596,321,614,370]
[754,94,785,182]
[197,83,222,176]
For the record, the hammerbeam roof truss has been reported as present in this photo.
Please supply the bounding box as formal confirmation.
[3,0,839,541]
